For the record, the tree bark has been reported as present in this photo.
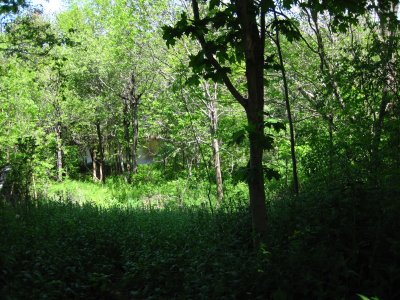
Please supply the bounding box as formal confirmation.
[123,98,131,174]
[237,0,267,241]
[96,121,105,183]
[91,149,98,182]
[212,136,223,201]
[118,143,125,174]
[131,100,139,174]
[208,91,224,203]
[203,81,224,203]
[191,0,268,241]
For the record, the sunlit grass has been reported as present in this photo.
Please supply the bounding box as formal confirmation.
[45,176,249,209]
[45,178,213,208]
[47,179,112,205]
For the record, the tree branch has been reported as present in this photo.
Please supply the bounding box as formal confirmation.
[191,0,248,108]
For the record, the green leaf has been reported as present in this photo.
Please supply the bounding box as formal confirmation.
[232,165,249,183]
[263,166,280,181]
[265,119,286,132]
[262,134,274,150]
[188,51,206,71]
[209,0,220,10]
[229,129,247,146]
[186,75,200,86]
[271,19,301,42]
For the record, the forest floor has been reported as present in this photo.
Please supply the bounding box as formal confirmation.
[1,185,399,299]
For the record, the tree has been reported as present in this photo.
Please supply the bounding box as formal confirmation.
[370,0,399,182]
[0,0,28,15]
[0,10,74,183]
[163,0,272,240]
[296,0,399,184]
[62,0,167,181]
[270,7,300,195]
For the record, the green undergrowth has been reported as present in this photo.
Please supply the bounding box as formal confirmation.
[46,178,210,208]
[1,185,399,299]
[45,176,249,209]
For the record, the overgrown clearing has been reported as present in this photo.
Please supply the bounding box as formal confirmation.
[45,175,249,209]
[1,186,399,299]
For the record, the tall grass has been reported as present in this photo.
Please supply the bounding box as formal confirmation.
[45,176,249,209]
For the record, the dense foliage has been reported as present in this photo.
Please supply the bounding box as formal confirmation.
[1,186,399,299]
[0,0,399,299]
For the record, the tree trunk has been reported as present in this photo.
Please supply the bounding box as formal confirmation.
[55,122,63,182]
[210,108,224,203]
[246,109,267,241]
[208,88,224,203]
[212,139,223,202]
[274,10,299,195]
[237,0,267,241]
[118,143,125,174]
[91,149,98,182]
[328,117,334,182]
[371,0,398,179]
[191,0,268,241]
[123,99,131,174]
[309,9,345,110]
[96,121,105,183]
[131,100,139,174]
[128,73,140,174]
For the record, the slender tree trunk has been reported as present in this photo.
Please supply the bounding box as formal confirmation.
[309,10,341,180]
[91,149,98,182]
[237,0,267,241]
[208,91,224,203]
[96,121,105,183]
[118,143,125,174]
[303,9,341,180]
[328,117,334,182]
[371,0,398,179]
[123,99,131,174]
[32,173,37,200]
[212,139,223,202]
[128,73,141,174]
[309,9,345,110]
[55,122,63,182]
[274,10,299,195]
[182,149,186,169]
[203,81,224,203]
[131,100,139,174]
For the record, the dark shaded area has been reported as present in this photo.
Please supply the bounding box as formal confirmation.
[1,184,399,299]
